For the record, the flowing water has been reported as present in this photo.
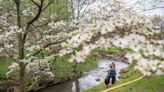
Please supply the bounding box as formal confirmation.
[38,59,128,92]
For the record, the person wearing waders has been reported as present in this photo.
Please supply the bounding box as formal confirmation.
[104,64,116,85]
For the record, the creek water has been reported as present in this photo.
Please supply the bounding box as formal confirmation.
[38,59,128,92]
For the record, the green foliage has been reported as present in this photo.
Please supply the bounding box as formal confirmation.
[53,54,98,83]
[0,57,12,80]
[99,48,133,54]
[53,55,73,82]
[76,55,98,75]
[47,0,70,20]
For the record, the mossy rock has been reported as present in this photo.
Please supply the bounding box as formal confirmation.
[95,78,101,81]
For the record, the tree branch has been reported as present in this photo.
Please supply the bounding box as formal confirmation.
[23,0,44,44]
[27,0,44,27]
[139,6,164,12]
[32,40,65,56]
[31,0,40,7]
[42,0,54,11]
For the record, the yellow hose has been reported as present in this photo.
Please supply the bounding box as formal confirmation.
[102,75,145,92]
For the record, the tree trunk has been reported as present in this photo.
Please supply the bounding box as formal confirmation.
[19,62,25,92]
[15,0,26,92]
[73,61,78,75]
[75,79,80,92]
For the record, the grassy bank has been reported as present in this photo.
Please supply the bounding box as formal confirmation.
[99,48,133,54]
[0,57,12,80]
[85,67,164,92]
[53,54,98,83]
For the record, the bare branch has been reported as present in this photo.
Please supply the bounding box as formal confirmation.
[140,6,164,12]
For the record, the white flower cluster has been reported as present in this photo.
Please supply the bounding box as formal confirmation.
[135,58,164,76]
[6,62,19,77]
[68,44,98,62]
[59,0,164,76]
[0,25,23,52]
[26,45,41,53]
[125,48,164,76]
[22,7,34,17]
[9,26,23,33]
[26,59,55,79]
[50,13,58,20]
[95,37,112,49]
[6,56,55,80]
[0,25,23,40]
[111,34,145,50]
[60,0,161,54]
[0,14,8,30]
[59,28,96,57]
[48,21,67,31]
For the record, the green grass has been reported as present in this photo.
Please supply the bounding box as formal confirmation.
[112,75,164,92]
[0,57,12,80]
[85,67,164,92]
[107,48,133,54]
[98,48,133,54]
[47,0,69,20]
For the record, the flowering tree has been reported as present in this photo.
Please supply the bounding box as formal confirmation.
[0,0,74,92]
[60,0,164,76]
[0,0,164,91]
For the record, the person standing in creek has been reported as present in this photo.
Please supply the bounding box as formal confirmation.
[104,64,116,86]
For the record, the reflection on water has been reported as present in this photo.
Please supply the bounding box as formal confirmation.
[75,80,80,92]
[38,80,73,92]
[38,60,128,92]
[38,79,81,92]
[72,80,81,92]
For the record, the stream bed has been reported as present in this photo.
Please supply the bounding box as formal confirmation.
[38,59,128,92]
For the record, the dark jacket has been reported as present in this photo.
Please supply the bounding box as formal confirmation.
[107,68,116,77]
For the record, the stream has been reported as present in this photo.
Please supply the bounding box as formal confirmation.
[38,59,128,92]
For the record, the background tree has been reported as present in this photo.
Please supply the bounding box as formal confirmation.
[0,0,73,92]
[68,0,96,19]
